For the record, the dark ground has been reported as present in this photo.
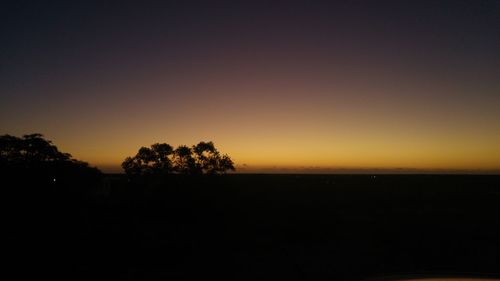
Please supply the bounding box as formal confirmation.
[10,174,500,280]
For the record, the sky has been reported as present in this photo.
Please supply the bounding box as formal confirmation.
[1,0,499,173]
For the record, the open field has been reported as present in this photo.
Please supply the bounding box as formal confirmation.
[16,175,500,280]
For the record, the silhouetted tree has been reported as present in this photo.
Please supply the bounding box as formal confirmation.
[1,133,70,165]
[122,141,235,177]
[0,133,101,183]
[192,141,235,174]
[172,145,198,174]
[122,143,174,177]
[216,154,236,174]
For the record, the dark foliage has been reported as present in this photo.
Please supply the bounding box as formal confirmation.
[0,133,101,185]
[122,141,235,177]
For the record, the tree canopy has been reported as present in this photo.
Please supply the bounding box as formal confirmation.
[0,133,101,181]
[122,141,235,177]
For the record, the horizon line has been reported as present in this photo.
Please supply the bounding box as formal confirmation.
[100,168,500,175]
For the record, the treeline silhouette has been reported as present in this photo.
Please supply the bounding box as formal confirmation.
[0,134,235,182]
[0,133,101,184]
[122,141,235,177]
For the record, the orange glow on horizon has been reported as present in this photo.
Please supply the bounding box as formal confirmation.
[3,77,500,173]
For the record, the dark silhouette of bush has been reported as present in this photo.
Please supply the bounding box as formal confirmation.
[122,143,174,177]
[172,145,197,174]
[192,141,235,175]
[122,141,235,177]
[0,133,101,184]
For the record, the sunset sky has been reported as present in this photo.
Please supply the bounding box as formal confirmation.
[1,1,499,173]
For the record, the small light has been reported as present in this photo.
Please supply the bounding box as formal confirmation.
[53,178,56,182]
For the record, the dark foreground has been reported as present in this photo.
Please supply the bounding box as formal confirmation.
[11,175,500,280]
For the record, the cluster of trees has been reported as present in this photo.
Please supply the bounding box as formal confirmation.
[1,134,88,168]
[1,133,70,163]
[1,134,235,180]
[0,133,101,182]
[122,141,235,177]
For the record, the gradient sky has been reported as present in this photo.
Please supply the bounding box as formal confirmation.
[1,1,499,173]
